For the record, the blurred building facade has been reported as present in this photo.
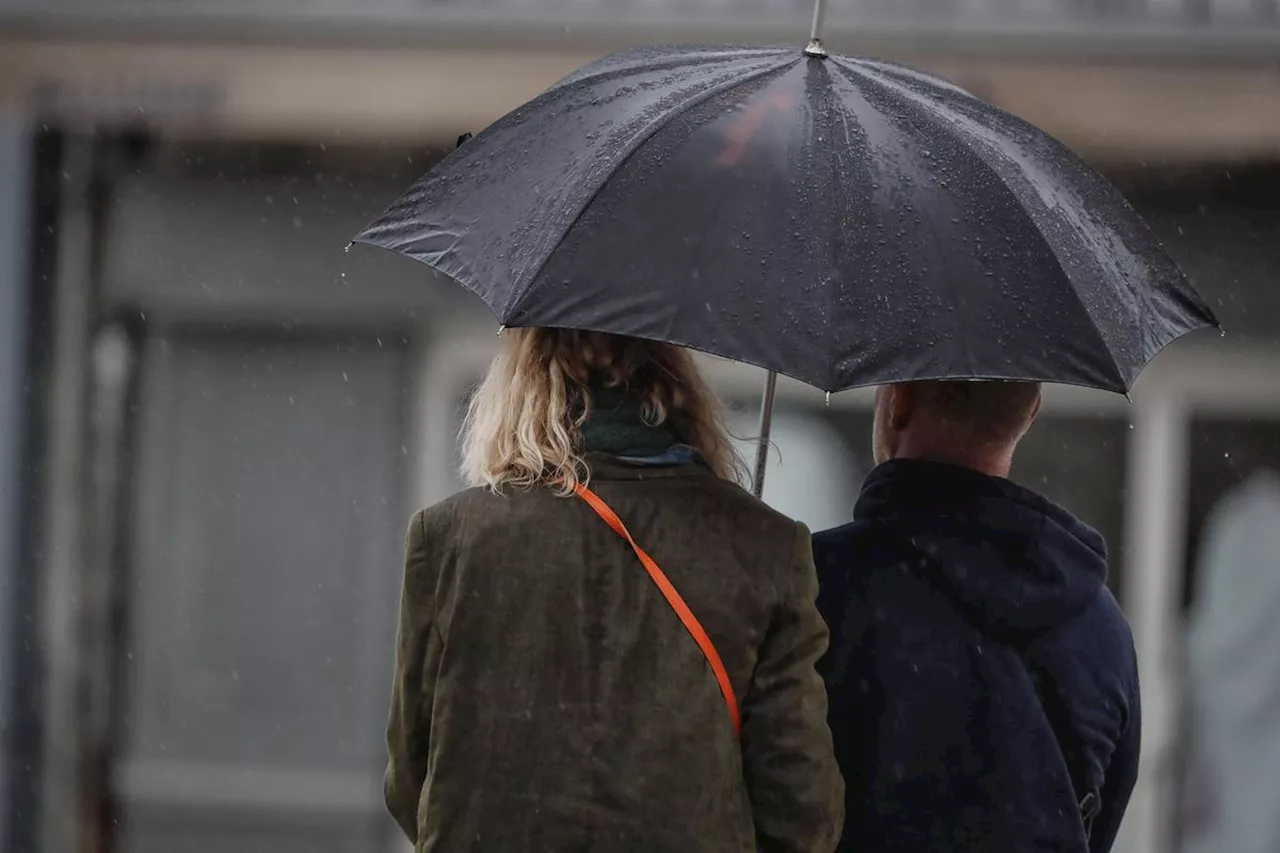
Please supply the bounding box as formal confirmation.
[0,2,1278,853]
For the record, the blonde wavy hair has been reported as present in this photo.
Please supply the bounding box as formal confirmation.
[460,328,744,494]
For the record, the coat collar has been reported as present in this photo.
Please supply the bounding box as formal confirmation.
[583,451,713,482]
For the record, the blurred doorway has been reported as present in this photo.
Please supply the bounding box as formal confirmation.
[1176,409,1280,853]
[117,329,409,852]
[77,137,444,853]
[1117,344,1280,853]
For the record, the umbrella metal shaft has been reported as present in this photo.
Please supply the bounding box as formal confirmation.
[809,0,826,42]
[804,0,829,58]
[752,370,778,498]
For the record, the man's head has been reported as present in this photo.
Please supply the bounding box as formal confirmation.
[872,380,1042,477]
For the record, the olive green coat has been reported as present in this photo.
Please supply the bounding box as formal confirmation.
[385,454,843,852]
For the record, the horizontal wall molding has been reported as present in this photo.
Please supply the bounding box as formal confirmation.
[2,40,1279,162]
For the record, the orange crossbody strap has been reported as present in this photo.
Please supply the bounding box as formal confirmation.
[572,482,742,739]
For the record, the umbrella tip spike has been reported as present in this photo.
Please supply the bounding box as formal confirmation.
[497,325,506,337]
[343,241,353,254]
[803,39,828,59]
[825,390,832,407]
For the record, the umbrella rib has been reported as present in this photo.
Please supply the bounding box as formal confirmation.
[819,60,846,393]
[501,54,801,319]
[828,59,980,383]
[837,58,1127,390]
[553,47,792,93]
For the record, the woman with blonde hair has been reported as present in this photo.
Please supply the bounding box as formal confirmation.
[384,327,843,853]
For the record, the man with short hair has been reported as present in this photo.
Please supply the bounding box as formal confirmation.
[813,380,1141,853]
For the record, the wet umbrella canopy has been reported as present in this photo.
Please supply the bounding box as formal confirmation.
[355,43,1216,395]
[354,38,1220,495]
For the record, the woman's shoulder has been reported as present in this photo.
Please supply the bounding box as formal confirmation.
[415,486,504,525]
[694,474,809,535]
[411,484,553,536]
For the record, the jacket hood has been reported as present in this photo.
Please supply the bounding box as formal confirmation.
[854,459,1108,636]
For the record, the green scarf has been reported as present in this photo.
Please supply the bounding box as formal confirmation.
[579,386,681,458]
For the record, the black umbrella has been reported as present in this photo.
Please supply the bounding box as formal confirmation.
[353,10,1216,494]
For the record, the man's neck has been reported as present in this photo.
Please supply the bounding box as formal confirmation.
[893,445,1013,479]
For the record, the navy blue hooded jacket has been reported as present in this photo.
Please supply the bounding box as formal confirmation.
[813,459,1141,853]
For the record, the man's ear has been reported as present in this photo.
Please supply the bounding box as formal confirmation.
[890,383,916,432]
[1013,389,1044,441]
